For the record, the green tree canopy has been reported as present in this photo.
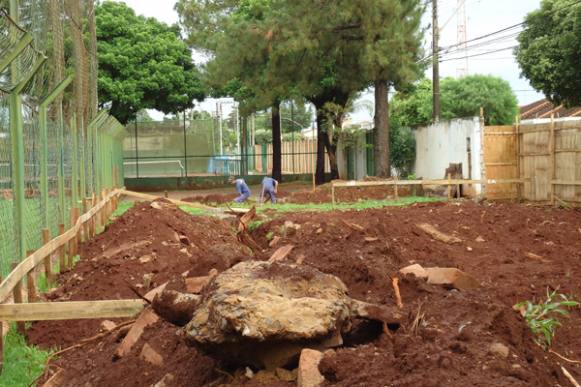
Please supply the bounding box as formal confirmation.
[96,1,205,124]
[391,75,518,126]
[516,0,581,107]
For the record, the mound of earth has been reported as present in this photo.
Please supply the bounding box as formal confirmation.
[287,182,415,204]
[27,199,250,349]
[26,200,581,386]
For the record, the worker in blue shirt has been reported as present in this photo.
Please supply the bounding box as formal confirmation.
[260,176,279,204]
[229,177,251,203]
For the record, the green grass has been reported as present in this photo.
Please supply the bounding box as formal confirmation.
[179,196,443,223]
[0,327,53,387]
[112,201,135,218]
[251,196,442,213]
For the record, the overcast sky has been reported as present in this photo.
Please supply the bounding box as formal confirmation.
[119,0,544,122]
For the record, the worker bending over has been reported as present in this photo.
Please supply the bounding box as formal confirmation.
[230,177,251,203]
[261,176,279,204]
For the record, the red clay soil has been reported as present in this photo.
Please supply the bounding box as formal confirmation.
[27,200,581,386]
[251,202,581,386]
[286,183,416,204]
[27,200,251,386]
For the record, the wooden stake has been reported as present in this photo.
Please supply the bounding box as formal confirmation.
[91,194,97,237]
[331,182,336,206]
[11,263,25,334]
[447,173,452,200]
[82,198,90,242]
[394,176,399,200]
[69,207,80,268]
[58,224,66,271]
[42,228,53,283]
[26,250,38,303]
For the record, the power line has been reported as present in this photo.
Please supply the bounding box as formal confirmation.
[421,0,581,63]
[439,45,517,62]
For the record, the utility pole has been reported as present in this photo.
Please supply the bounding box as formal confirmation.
[432,0,441,122]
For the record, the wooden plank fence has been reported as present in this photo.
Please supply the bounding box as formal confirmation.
[484,117,581,203]
[254,139,330,174]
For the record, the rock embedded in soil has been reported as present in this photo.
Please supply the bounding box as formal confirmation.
[180,261,400,369]
[489,342,510,358]
[297,349,324,387]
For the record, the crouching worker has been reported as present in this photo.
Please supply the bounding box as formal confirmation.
[229,176,251,203]
[260,176,279,204]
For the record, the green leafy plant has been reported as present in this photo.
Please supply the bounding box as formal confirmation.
[515,289,579,348]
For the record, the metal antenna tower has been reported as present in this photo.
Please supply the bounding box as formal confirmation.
[456,0,468,77]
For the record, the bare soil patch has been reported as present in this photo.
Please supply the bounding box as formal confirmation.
[27,200,581,386]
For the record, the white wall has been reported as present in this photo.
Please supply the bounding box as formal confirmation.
[413,117,482,192]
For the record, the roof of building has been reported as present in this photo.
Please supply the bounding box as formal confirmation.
[520,99,581,120]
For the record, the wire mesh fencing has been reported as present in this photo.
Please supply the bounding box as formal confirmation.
[123,112,327,178]
[0,0,124,276]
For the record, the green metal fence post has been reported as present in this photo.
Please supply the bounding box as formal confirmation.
[71,114,79,211]
[8,0,26,260]
[39,74,74,227]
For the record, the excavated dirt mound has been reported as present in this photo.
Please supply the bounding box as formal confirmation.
[251,202,581,386]
[28,200,253,386]
[27,200,581,386]
[286,183,415,204]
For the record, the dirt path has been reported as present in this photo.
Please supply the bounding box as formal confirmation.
[27,200,581,386]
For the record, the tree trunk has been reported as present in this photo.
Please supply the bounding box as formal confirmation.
[315,110,326,185]
[322,130,339,180]
[374,79,390,177]
[271,102,282,182]
[241,115,248,175]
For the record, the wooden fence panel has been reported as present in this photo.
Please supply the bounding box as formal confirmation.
[253,140,326,174]
[483,126,518,199]
[485,120,581,203]
[521,129,551,201]
[554,125,581,202]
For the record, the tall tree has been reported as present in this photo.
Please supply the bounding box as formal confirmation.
[96,1,205,124]
[391,76,518,127]
[178,0,287,180]
[516,0,581,106]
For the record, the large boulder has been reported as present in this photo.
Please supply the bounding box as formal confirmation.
[181,261,400,369]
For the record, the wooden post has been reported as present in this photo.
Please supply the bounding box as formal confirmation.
[164,190,168,198]
[331,182,336,206]
[99,189,106,229]
[58,224,66,271]
[42,228,53,283]
[447,173,452,200]
[515,116,521,201]
[82,198,90,242]
[394,176,399,200]
[26,252,38,302]
[11,263,25,334]
[90,193,97,237]
[69,207,80,268]
[549,113,556,205]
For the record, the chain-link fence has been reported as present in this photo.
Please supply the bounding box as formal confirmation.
[0,0,124,276]
[124,111,328,178]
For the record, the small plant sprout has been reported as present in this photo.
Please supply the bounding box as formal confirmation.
[514,289,579,349]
